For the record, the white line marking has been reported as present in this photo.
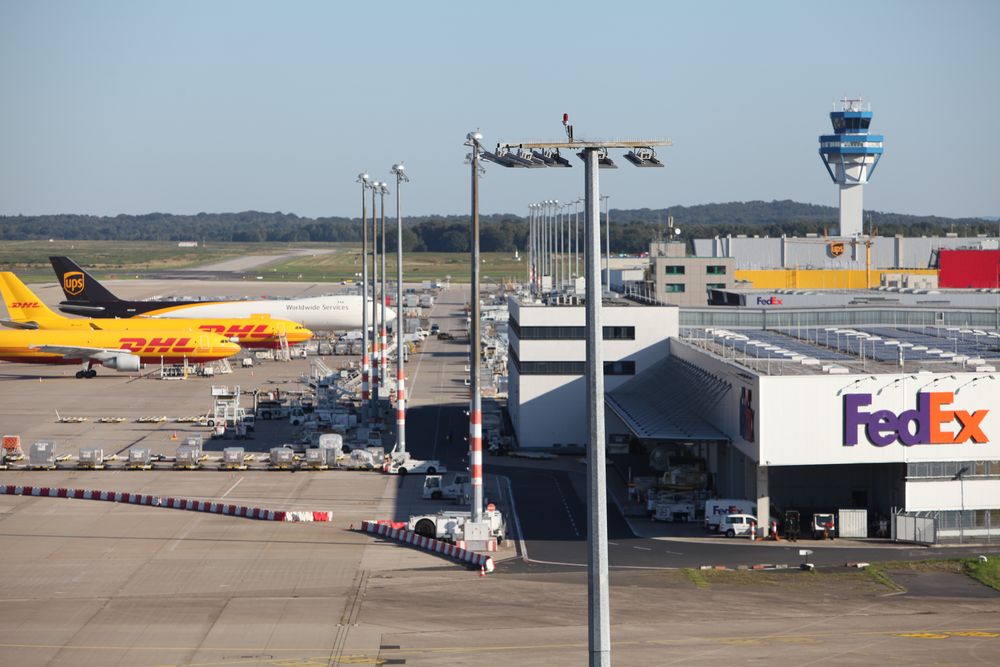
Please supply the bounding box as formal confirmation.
[502,475,528,560]
[632,546,652,551]
[220,477,244,499]
[608,541,619,546]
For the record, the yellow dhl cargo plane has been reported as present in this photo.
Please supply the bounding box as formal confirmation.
[0,272,314,350]
[0,326,240,379]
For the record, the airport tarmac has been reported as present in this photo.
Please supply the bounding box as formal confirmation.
[1,281,999,665]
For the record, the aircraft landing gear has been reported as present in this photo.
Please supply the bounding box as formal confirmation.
[76,369,98,379]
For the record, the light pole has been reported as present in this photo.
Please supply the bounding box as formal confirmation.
[379,180,390,414]
[953,465,968,544]
[391,163,409,455]
[601,195,610,291]
[575,198,582,282]
[369,180,380,421]
[357,172,372,423]
[479,120,669,667]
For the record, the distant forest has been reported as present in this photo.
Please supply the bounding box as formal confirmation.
[1,201,994,255]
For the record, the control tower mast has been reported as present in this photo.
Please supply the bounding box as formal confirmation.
[819,97,884,237]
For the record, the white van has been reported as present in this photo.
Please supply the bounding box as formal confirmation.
[719,513,757,538]
[704,498,757,531]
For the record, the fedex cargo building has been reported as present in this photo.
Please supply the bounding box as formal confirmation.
[657,329,1000,541]
[508,293,1000,540]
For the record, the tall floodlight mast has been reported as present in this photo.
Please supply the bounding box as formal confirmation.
[818,97,884,238]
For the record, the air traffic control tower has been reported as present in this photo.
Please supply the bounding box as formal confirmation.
[819,97,884,237]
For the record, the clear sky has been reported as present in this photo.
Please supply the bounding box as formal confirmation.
[1,1,998,220]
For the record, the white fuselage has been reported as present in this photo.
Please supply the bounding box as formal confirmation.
[146,295,392,332]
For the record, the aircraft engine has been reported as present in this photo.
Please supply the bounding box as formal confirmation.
[101,354,141,372]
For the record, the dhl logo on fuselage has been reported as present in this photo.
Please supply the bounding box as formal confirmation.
[197,323,272,339]
[63,271,85,296]
[10,302,40,309]
[118,337,197,354]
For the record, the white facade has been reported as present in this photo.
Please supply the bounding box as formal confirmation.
[507,297,677,450]
[668,338,1000,522]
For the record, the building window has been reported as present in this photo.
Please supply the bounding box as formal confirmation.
[604,326,635,340]
[509,316,635,340]
[603,360,635,375]
[707,283,726,289]
[707,265,727,275]
[509,344,635,376]
[664,265,686,275]
[663,283,686,293]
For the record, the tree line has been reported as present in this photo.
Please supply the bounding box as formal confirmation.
[1,200,994,254]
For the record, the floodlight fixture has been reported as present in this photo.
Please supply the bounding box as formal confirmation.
[391,163,409,182]
[623,146,664,167]
[531,148,572,168]
[578,148,617,169]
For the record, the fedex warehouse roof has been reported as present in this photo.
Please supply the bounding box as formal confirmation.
[753,373,998,468]
[680,325,1000,376]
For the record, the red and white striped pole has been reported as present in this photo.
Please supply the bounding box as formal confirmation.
[467,131,484,523]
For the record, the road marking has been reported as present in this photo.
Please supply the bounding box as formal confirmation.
[550,475,580,537]
[220,477,243,498]
[632,546,652,551]
[663,550,683,555]
[501,475,528,560]
[608,541,619,546]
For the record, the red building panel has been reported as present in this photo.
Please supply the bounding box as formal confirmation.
[938,249,1000,288]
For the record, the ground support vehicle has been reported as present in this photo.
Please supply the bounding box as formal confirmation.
[812,512,837,539]
[408,507,506,544]
[385,454,444,475]
[422,474,471,501]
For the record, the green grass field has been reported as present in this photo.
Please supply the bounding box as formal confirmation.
[265,249,527,284]
[0,240,527,284]
[0,240,285,282]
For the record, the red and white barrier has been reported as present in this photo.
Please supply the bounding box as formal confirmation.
[361,520,495,573]
[1,485,332,522]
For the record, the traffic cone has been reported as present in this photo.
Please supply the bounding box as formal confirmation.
[479,565,486,577]
[170,432,177,441]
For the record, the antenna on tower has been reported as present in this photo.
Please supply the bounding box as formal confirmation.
[562,113,574,142]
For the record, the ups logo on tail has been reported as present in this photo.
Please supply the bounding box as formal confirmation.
[63,271,85,296]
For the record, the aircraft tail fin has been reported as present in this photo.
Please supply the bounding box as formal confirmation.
[0,272,69,325]
[49,256,119,303]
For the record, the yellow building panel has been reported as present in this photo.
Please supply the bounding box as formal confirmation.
[734,268,938,290]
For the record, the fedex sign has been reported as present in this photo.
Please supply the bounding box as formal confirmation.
[756,296,783,306]
[843,392,989,447]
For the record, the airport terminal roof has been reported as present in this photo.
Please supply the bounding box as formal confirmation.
[680,325,1000,376]
[606,355,730,442]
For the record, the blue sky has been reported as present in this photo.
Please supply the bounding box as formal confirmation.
[1,1,998,219]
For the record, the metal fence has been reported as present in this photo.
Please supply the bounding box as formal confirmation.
[892,512,936,545]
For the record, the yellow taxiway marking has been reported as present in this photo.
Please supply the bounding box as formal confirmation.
[895,630,1000,639]
[0,626,997,666]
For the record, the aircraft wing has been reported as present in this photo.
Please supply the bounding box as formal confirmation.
[0,319,39,330]
[32,345,128,362]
